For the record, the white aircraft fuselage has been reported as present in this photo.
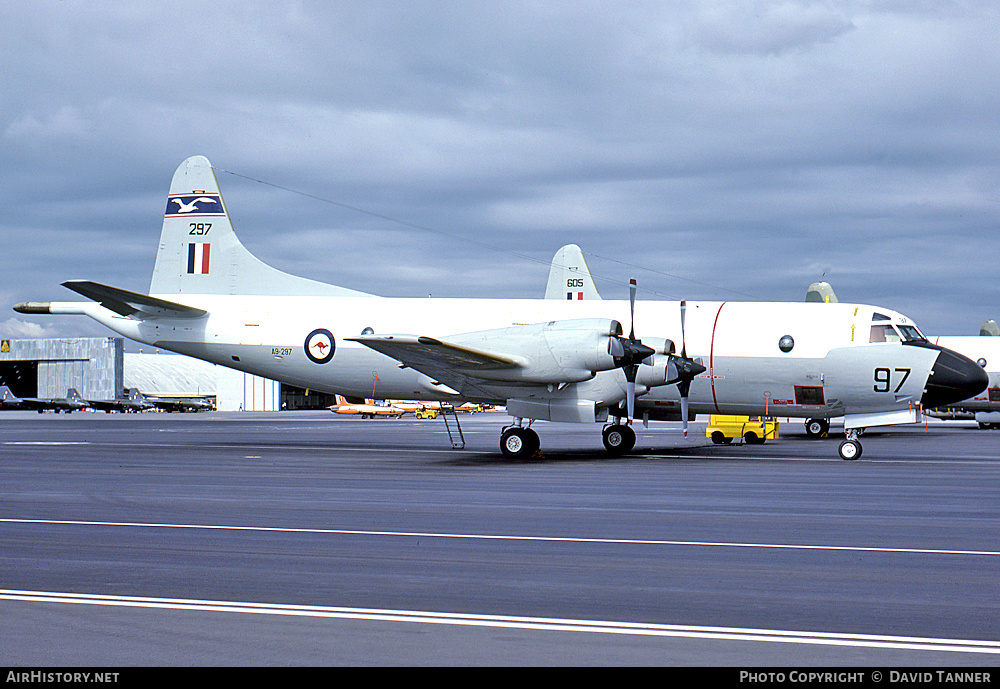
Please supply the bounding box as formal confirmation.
[57,294,943,422]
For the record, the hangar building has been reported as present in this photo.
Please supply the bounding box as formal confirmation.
[0,336,334,411]
[0,336,122,402]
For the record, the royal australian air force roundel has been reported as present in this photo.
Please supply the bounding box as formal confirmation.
[304,328,335,364]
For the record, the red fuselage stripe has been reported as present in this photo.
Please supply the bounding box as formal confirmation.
[710,302,727,413]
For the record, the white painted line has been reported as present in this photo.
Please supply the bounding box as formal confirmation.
[2,518,997,557]
[1,588,997,654]
[3,442,90,445]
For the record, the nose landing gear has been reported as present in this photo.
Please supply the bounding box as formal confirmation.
[838,428,863,461]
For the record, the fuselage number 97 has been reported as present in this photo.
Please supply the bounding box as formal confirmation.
[874,367,910,393]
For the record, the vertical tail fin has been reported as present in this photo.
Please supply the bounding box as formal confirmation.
[149,156,373,298]
[544,244,601,300]
[67,389,82,401]
[805,281,838,303]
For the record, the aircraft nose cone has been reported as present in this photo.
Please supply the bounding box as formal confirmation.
[921,346,989,409]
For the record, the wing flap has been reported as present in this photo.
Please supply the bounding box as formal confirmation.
[61,280,207,319]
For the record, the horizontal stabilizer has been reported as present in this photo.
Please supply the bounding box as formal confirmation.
[61,280,207,319]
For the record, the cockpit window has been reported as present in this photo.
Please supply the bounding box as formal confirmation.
[872,312,892,322]
[897,325,926,343]
[870,324,927,344]
[870,324,901,343]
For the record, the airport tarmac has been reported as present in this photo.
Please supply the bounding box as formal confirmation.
[1,409,999,667]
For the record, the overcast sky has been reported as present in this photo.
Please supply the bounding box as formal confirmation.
[2,1,998,344]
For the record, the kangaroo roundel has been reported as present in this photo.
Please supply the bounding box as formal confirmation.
[305,328,335,364]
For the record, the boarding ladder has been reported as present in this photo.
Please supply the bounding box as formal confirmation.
[439,403,466,449]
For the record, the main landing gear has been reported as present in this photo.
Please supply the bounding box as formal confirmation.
[500,424,540,460]
[602,423,636,456]
[499,421,638,460]
[804,418,830,438]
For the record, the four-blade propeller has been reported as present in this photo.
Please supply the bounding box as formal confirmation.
[608,279,656,424]
[610,281,707,436]
[665,300,707,436]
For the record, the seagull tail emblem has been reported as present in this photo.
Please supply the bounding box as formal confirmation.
[172,197,218,214]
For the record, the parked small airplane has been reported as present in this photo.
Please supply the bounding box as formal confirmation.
[14,157,987,460]
[86,388,153,413]
[329,395,406,418]
[0,386,90,413]
[0,385,23,409]
[388,400,486,415]
[143,396,214,413]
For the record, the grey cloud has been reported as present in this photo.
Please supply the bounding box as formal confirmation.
[2,1,999,338]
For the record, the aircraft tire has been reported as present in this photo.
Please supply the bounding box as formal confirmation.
[805,418,829,438]
[602,424,636,456]
[523,427,540,456]
[838,439,862,461]
[500,427,538,461]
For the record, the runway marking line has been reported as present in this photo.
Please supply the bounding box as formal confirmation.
[3,441,91,445]
[1,588,998,654]
[2,518,998,557]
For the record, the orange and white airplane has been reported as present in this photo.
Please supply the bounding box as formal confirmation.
[329,395,406,418]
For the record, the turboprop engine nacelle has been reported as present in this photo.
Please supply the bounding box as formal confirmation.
[449,318,629,384]
[631,337,679,389]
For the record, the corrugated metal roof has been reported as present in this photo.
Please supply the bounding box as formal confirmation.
[124,353,217,397]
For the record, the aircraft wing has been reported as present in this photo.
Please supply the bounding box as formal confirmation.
[346,334,520,399]
[60,281,207,319]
